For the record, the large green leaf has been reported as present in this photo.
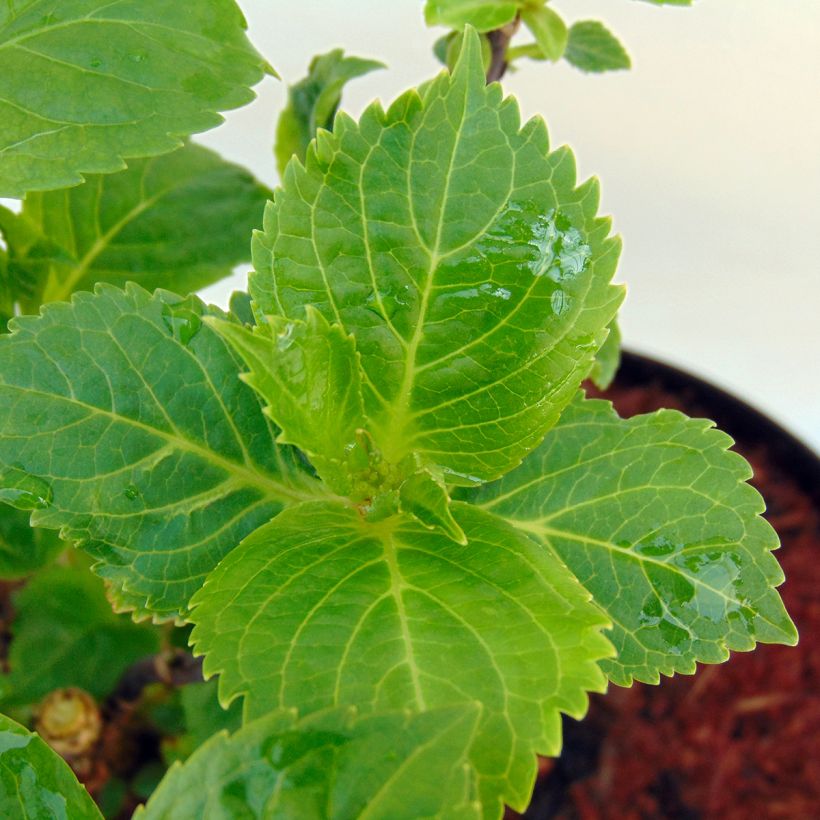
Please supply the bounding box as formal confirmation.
[1,565,160,705]
[137,705,482,819]
[0,285,321,619]
[564,21,631,74]
[4,144,270,307]
[0,713,101,819]
[0,0,270,197]
[190,501,611,815]
[0,504,63,578]
[251,29,623,485]
[465,395,797,685]
[275,49,384,178]
[424,0,520,33]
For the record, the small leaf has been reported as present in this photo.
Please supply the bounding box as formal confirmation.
[589,319,621,390]
[0,505,64,579]
[6,144,270,307]
[252,28,623,485]
[0,0,270,197]
[1,565,160,705]
[191,501,611,814]
[0,712,101,819]
[564,21,631,73]
[424,0,521,33]
[275,49,384,177]
[208,307,366,495]
[466,395,797,685]
[137,705,482,820]
[520,7,568,62]
[398,468,466,544]
[0,285,321,619]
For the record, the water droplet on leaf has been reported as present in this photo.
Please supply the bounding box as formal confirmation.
[0,466,52,510]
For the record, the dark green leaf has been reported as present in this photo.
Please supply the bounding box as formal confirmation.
[564,21,631,73]
[138,706,482,820]
[191,501,611,813]
[252,29,623,485]
[465,395,797,685]
[1,565,160,705]
[0,285,322,619]
[0,504,63,579]
[6,144,270,307]
[275,49,384,178]
[178,679,241,751]
[0,0,270,197]
[0,713,101,818]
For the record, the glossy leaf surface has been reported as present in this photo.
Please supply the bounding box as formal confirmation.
[191,501,611,814]
[138,706,481,820]
[0,285,319,619]
[6,144,270,307]
[0,713,101,819]
[1,565,159,704]
[564,21,631,73]
[0,0,269,197]
[588,320,620,390]
[466,396,797,685]
[275,49,384,177]
[252,30,623,484]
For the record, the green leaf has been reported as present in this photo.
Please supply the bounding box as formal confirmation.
[137,705,482,820]
[0,0,270,197]
[5,144,270,308]
[588,319,620,390]
[275,49,384,178]
[207,307,366,496]
[190,501,611,814]
[520,7,568,62]
[564,21,631,73]
[0,504,64,579]
[398,467,466,544]
[465,395,798,686]
[1,565,160,705]
[251,29,623,486]
[178,679,242,751]
[0,712,101,819]
[0,284,321,619]
[424,0,521,33]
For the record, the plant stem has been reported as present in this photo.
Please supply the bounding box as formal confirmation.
[486,17,521,83]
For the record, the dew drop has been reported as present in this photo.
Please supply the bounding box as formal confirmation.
[124,484,140,501]
[90,58,102,68]
[0,467,52,511]
[161,300,203,345]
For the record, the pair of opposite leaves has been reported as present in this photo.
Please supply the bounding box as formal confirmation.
[0,27,793,820]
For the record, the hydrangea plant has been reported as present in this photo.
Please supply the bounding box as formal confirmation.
[0,1,795,817]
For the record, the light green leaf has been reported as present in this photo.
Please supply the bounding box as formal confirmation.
[0,713,102,819]
[5,144,270,307]
[0,0,270,197]
[275,49,384,178]
[190,501,611,815]
[465,395,797,686]
[589,319,620,390]
[520,7,568,62]
[207,307,366,496]
[0,284,321,619]
[564,21,631,73]
[398,467,466,544]
[1,565,160,705]
[424,0,521,33]
[252,29,623,485]
[138,705,482,820]
[0,504,64,579]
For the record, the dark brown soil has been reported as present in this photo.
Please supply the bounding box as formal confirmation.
[513,358,820,820]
